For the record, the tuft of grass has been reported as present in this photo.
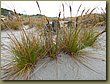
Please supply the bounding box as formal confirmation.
[60,4,106,56]
[61,23,105,56]
[1,29,47,80]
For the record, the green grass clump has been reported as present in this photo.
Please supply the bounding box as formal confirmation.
[60,25,101,56]
[59,4,106,56]
[1,29,47,80]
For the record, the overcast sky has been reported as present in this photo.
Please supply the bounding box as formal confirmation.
[1,1,106,17]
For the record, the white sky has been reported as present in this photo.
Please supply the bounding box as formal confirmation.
[1,1,106,17]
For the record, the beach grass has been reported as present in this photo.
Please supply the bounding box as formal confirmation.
[1,29,47,80]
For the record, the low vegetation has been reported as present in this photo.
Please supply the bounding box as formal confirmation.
[1,1,106,80]
[1,29,47,80]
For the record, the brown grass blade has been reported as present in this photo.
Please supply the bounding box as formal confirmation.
[62,3,65,20]
[87,8,96,18]
[69,5,72,17]
[75,17,78,28]
[76,4,82,16]
[58,11,61,20]
[85,8,90,15]
[36,1,41,14]
[81,8,85,17]
[89,8,96,14]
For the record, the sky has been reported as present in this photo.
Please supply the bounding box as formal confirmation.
[1,1,106,17]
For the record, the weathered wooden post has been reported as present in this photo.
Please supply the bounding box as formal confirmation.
[52,20,60,32]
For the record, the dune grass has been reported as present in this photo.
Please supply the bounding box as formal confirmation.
[60,26,99,56]
[1,29,47,80]
[59,5,89,55]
